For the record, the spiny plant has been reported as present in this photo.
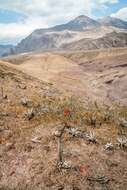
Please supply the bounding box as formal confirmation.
[25,108,35,120]
[104,142,114,150]
[117,136,127,149]
[119,118,127,128]
[86,131,97,143]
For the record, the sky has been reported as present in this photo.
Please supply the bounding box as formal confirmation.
[0,0,127,45]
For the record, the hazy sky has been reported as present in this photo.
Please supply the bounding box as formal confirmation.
[0,0,127,44]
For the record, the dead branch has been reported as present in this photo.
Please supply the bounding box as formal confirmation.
[54,124,66,167]
[1,86,3,98]
[1,86,7,100]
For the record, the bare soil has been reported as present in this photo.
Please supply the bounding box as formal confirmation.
[0,59,127,190]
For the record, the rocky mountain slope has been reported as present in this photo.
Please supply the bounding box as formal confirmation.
[62,32,127,50]
[98,16,127,29]
[12,15,127,54]
[36,15,101,32]
[14,15,101,53]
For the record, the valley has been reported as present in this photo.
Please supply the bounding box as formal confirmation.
[4,47,127,105]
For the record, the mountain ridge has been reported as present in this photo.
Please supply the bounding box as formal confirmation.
[33,15,101,34]
[62,32,127,50]
[2,15,127,56]
[98,16,127,29]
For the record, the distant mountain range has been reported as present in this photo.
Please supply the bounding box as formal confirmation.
[1,15,127,56]
[0,44,14,57]
[98,16,127,29]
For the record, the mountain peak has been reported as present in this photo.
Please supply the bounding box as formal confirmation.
[72,15,97,23]
[67,15,100,30]
[74,15,91,20]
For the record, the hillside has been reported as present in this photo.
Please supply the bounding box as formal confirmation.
[62,32,127,50]
[1,2,127,189]
[4,48,127,105]
[0,59,127,190]
[5,15,126,55]
[98,16,127,29]
[35,15,101,32]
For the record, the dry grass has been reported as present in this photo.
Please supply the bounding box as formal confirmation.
[0,61,127,190]
[63,47,127,63]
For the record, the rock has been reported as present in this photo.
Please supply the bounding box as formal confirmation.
[58,161,72,169]
[18,83,27,89]
[5,142,15,151]
[54,130,62,137]
[31,136,42,143]
[3,94,7,99]
[0,112,9,117]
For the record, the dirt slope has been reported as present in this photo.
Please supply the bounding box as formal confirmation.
[4,48,127,105]
[4,53,88,97]
[0,60,127,190]
[63,48,127,105]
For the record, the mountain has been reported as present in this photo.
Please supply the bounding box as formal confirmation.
[62,32,127,50]
[4,15,127,55]
[15,30,75,53]
[99,16,127,29]
[35,15,100,33]
[15,15,101,54]
[0,44,14,57]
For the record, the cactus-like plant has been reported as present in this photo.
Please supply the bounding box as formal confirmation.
[86,131,97,143]
[68,128,79,137]
[103,111,112,122]
[104,142,114,150]
[25,108,35,120]
[119,118,127,128]
[117,137,127,149]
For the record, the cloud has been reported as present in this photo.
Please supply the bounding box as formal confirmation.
[0,16,48,44]
[0,0,92,44]
[0,0,119,44]
[0,0,92,17]
[0,0,118,17]
[98,0,118,4]
[111,7,127,21]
